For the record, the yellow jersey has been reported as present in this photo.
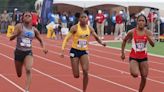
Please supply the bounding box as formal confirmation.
[72,23,90,50]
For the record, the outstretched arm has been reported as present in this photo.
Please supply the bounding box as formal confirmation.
[145,30,155,47]
[10,24,21,41]
[121,30,133,60]
[89,26,106,46]
[61,25,76,57]
[34,27,48,54]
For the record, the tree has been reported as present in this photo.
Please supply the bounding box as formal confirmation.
[7,0,36,12]
[0,0,9,13]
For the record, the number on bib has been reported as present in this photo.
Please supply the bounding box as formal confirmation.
[136,43,145,51]
[20,38,32,47]
[77,39,87,48]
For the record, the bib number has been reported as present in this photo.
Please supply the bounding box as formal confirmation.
[77,39,87,48]
[136,43,145,51]
[20,38,32,47]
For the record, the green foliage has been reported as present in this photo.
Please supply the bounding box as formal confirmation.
[0,0,36,12]
[0,0,9,12]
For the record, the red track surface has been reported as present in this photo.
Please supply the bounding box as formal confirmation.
[0,34,163,92]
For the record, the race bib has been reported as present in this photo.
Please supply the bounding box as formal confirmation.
[136,43,145,51]
[20,38,32,47]
[77,39,87,48]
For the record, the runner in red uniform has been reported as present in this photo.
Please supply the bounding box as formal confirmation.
[121,14,155,92]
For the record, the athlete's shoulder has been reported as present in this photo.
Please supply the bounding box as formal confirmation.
[145,29,152,36]
[129,28,136,32]
[32,26,38,31]
[127,28,135,35]
[70,25,78,33]
[14,23,23,32]
[32,27,39,34]
[15,23,22,28]
[88,25,94,33]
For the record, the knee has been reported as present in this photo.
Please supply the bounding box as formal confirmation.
[26,69,31,74]
[73,74,80,78]
[83,70,88,77]
[17,73,22,78]
[141,75,148,79]
[16,70,22,78]
[131,73,138,78]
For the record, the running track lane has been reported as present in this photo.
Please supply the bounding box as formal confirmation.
[40,35,164,91]
[0,37,138,92]
[0,34,163,91]
[0,49,83,92]
[37,35,164,82]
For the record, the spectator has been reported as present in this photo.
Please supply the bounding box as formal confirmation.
[147,9,156,32]
[48,12,55,23]
[95,10,105,39]
[160,17,164,35]
[0,10,10,33]
[60,12,68,28]
[12,8,21,24]
[129,14,137,30]
[31,11,39,27]
[88,13,94,27]
[111,11,116,35]
[121,10,128,31]
[74,12,80,25]
[114,11,124,40]
[104,10,109,35]
[68,13,75,29]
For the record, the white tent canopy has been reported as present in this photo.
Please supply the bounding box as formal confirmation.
[36,0,164,10]
[35,0,164,16]
[53,0,128,8]
[53,0,164,10]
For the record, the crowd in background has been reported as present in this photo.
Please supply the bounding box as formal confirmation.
[0,7,164,40]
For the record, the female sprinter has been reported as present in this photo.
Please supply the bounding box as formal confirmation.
[121,14,155,92]
[10,11,48,92]
[60,13,106,92]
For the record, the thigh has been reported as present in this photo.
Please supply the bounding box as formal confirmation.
[80,54,89,72]
[139,61,149,77]
[70,57,80,74]
[24,55,33,70]
[15,60,23,72]
[14,49,25,62]
[129,60,139,75]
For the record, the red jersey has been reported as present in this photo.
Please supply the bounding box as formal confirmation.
[130,29,148,59]
[95,13,105,24]
[31,12,38,26]
[148,12,155,22]
[116,14,123,24]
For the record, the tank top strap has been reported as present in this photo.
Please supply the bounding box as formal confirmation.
[143,30,147,36]
[77,23,80,30]
[31,26,35,32]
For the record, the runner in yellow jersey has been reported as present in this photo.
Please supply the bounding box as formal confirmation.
[60,13,106,92]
